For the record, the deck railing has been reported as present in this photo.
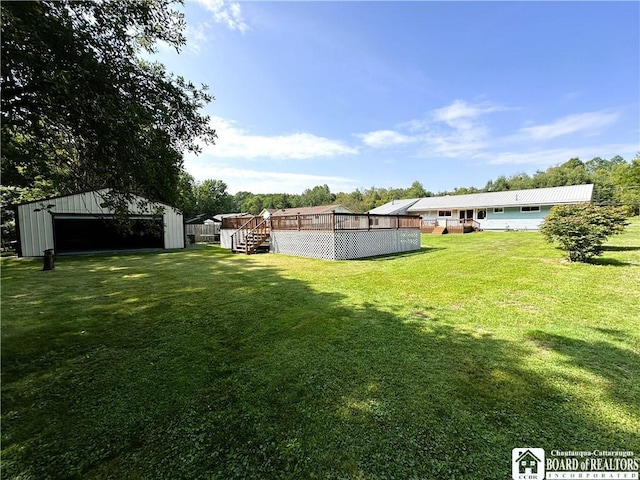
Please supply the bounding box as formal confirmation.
[222,216,259,230]
[270,213,420,232]
[421,218,480,233]
[446,219,481,231]
[421,219,481,227]
[230,216,266,251]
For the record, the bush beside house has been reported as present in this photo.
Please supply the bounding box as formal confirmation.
[540,204,628,262]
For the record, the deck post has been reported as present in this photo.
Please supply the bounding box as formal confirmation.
[297,215,300,231]
[367,214,370,231]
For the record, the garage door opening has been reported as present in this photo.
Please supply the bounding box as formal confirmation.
[54,216,163,253]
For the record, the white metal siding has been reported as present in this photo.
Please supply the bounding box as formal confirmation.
[333,205,353,214]
[18,206,54,257]
[163,206,185,249]
[478,218,545,231]
[220,229,233,249]
[17,190,183,256]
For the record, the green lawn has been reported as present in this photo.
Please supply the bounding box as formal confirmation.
[2,226,639,479]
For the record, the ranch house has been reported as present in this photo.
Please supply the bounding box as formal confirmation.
[369,184,594,233]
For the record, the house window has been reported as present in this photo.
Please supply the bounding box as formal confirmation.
[493,207,504,214]
[521,206,540,213]
[438,210,452,217]
[477,209,486,220]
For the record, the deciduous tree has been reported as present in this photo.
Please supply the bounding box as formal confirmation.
[1,0,215,216]
[194,179,233,217]
[540,203,628,262]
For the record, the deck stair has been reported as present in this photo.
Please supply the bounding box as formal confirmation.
[432,226,447,235]
[231,217,270,254]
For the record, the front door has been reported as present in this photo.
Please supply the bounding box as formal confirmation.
[459,210,473,223]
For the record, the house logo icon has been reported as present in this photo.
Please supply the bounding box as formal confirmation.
[512,448,545,480]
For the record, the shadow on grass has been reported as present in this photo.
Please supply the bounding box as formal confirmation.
[352,246,443,261]
[1,249,638,479]
[586,257,633,267]
[591,327,631,343]
[602,245,640,252]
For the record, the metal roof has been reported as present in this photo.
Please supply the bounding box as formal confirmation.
[12,188,180,210]
[407,184,594,211]
[367,198,421,215]
[212,212,251,221]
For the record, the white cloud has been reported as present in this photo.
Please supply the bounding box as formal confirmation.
[208,101,627,172]
[195,0,248,33]
[356,130,417,148]
[203,117,358,160]
[183,161,358,194]
[357,100,506,154]
[486,143,639,166]
[357,101,629,166]
[184,23,210,53]
[520,110,620,140]
[419,100,508,157]
[431,99,506,129]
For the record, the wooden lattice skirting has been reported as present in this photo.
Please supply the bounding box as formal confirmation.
[270,229,421,260]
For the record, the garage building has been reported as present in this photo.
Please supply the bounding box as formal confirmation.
[15,190,184,257]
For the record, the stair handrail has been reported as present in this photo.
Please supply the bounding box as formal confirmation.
[245,218,270,254]
[231,216,271,254]
[231,216,261,251]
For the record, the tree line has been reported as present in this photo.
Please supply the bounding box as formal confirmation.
[176,155,640,219]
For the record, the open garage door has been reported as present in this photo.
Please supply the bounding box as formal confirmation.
[53,216,163,254]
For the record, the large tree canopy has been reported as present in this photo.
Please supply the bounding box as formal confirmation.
[1,0,215,213]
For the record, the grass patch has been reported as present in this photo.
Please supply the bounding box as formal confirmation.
[2,227,639,479]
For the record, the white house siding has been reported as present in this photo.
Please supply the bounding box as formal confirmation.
[418,210,457,224]
[17,190,184,257]
[220,229,233,249]
[332,205,355,214]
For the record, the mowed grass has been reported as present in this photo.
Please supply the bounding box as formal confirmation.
[2,225,639,479]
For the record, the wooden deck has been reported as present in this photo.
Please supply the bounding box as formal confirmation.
[421,219,479,234]
[271,213,420,231]
[226,213,421,255]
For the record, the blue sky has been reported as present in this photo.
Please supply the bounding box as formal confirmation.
[153,1,639,194]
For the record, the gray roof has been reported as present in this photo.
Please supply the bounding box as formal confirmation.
[368,198,421,215]
[407,184,594,211]
[212,212,251,221]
